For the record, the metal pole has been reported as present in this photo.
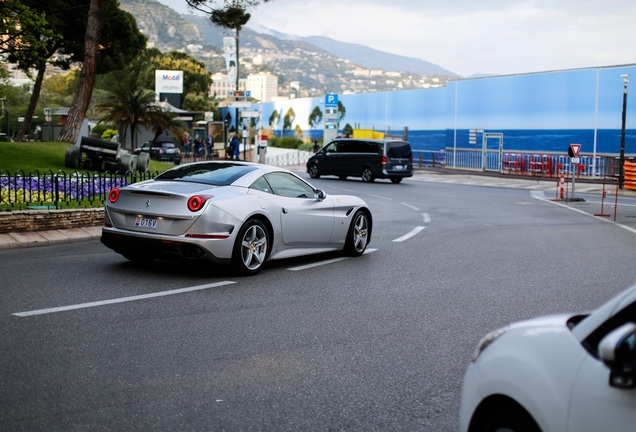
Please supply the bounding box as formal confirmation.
[619,74,629,189]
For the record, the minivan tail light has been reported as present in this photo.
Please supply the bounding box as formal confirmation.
[381,155,387,165]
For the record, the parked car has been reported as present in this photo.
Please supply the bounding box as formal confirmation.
[460,284,636,432]
[306,138,413,183]
[101,161,372,275]
[134,140,181,164]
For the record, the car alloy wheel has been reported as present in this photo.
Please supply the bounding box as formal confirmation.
[233,219,269,275]
[344,211,369,256]
[361,167,374,182]
[308,163,320,178]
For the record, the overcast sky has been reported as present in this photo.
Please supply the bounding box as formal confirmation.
[160,0,636,77]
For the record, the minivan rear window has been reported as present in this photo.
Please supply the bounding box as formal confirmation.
[387,142,412,158]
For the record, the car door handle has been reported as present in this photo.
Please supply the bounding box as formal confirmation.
[282,208,289,214]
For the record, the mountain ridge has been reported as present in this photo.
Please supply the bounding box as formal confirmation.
[119,0,458,96]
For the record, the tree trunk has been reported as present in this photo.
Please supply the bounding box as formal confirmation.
[15,59,47,142]
[57,0,104,144]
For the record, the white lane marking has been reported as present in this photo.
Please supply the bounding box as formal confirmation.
[531,190,636,236]
[401,202,420,211]
[367,194,392,201]
[287,248,378,271]
[422,213,431,223]
[393,227,425,242]
[13,281,237,317]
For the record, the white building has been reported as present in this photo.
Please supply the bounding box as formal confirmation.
[246,72,278,102]
[210,73,246,99]
[210,72,278,102]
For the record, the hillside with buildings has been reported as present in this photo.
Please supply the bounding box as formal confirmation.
[119,0,455,100]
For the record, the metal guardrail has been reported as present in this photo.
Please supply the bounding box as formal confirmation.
[443,148,636,178]
[0,169,158,211]
[266,150,313,167]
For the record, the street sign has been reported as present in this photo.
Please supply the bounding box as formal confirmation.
[325,93,338,107]
[228,101,251,108]
[568,143,581,158]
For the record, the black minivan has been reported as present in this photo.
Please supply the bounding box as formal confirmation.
[306,138,413,183]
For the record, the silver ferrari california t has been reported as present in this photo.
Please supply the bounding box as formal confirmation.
[101,161,372,275]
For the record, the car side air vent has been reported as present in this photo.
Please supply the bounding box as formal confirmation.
[346,208,354,216]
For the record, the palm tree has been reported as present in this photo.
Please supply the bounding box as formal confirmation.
[97,87,178,150]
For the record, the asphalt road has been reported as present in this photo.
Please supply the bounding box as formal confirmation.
[2,173,636,431]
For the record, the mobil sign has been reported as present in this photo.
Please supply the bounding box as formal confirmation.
[155,70,183,94]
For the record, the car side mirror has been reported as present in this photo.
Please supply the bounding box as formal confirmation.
[598,322,636,389]
[314,189,326,201]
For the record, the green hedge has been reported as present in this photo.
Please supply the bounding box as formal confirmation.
[268,136,303,149]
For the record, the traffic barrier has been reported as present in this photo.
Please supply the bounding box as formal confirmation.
[594,176,619,221]
[553,170,568,201]
[624,161,636,190]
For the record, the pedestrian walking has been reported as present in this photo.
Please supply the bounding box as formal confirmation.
[230,134,241,160]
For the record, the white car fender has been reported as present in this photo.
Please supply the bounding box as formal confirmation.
[471,323,587,430]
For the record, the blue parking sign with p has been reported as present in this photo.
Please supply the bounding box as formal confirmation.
[325,94,338,107]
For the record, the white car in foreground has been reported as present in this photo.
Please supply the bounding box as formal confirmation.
[460,284,636,432]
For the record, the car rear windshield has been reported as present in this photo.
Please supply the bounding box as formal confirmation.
[154,163,259,186]
[154,142,177,148]
[386,141,412,158]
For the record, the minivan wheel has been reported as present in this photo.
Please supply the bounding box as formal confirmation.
[390,177,403,184]
[361,167,374,183]
[308,163,321,178]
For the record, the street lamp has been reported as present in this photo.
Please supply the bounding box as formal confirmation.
[619,74,629,189]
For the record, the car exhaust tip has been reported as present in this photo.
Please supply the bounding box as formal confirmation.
[179,244,205,259]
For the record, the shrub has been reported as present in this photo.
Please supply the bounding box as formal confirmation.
[101,129,118,141]
[268,136,303,149]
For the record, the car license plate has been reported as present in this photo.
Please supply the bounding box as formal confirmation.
[394,165,404,170]
[134,217,157,228]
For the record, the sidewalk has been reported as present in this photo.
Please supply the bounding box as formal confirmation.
[0,226,102,251]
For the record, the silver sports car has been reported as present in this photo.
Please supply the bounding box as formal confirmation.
[101,161,372,275]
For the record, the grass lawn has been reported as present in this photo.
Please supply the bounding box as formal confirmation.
[0,141,173,173]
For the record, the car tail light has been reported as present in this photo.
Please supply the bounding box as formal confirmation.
[381,155,387,165]
[187,195,212,212]
[108,188,120,203]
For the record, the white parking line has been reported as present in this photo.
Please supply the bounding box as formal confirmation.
[287,248,378,271]
[393,227,426,242]
[12,281,237,317]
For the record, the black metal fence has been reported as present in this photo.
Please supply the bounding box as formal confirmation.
[0,169,158,211]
